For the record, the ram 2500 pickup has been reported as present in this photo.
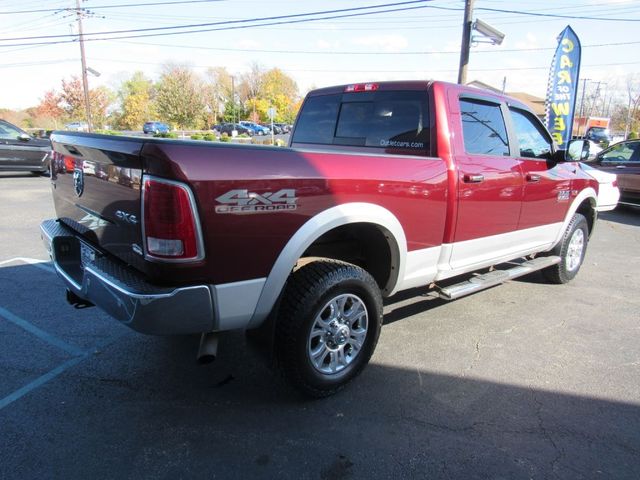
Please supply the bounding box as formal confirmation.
[41,81,609,397]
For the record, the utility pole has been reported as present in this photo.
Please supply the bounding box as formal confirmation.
[76,0,93,132]
[457,0,475,85]
[578,78,591,119]
[588,81,602,118]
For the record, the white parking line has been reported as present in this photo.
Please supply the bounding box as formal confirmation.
[0,255,124,410]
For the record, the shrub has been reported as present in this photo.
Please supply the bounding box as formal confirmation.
[94,129,122,136]
[203,133,216,141]
[154,132,178,138]
[628,131,638,140]
[190,134,204,140]
[219,133,231,142]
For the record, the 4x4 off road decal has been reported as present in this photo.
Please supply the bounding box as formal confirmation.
[215,189,297,214]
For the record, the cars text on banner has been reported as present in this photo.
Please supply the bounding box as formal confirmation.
[545,26,581,149]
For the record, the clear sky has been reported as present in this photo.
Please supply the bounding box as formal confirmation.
[0,0,638,110]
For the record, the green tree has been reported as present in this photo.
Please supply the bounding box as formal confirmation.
[118,71,156,130]
[222,99,245,123]
[156,64,205,129]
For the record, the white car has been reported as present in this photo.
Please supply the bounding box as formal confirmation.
[579,162,619,212]
[64,122,89,131]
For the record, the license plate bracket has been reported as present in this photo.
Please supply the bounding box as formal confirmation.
[80,241,95,269]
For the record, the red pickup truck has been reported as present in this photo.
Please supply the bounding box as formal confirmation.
[41,80,604,396]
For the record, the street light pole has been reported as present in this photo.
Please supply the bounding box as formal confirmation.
[231,75,236,125]
[76,0,93,132]
[457,0,475,85]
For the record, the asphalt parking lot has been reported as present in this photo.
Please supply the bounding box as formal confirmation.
[1,172,639,479]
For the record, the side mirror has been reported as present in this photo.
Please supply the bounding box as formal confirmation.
[566,139,590,162]
[17,133,31,142]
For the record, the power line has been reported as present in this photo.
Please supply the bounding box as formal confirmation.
[476,6,640,22]
[4,57,638,73]
[111,39,640,56]
[0,0,224,15]
[0,2,435,47]
[0,0,431,40]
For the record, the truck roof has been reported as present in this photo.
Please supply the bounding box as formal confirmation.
[304,80,533,113]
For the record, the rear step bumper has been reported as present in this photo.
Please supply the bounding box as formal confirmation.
[40,219,215,335]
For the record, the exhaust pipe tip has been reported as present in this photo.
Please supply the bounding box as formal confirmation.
[197,332,219,364]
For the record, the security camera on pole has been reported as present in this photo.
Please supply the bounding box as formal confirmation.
[457,0,505,85]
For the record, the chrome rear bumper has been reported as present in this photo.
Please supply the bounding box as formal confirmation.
[40,219,215,334]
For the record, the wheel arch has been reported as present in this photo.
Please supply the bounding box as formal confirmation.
[552,188,597,247]
[248,203,407,328]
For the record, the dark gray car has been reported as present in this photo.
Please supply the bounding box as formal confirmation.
[0,119,51,174]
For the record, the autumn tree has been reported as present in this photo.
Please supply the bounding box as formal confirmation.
[58,76,114,128]
[36,90,64,128]
[156,64,205,129]
[59,77,86,120]
[90,86,115,129]
[261,68,300,123]
[203,67,233,126]
[239,62,265,121]
[117,71,156,130]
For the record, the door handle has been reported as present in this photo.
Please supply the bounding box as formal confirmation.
[616,165,626,169]
[526,173,541,182]
[463,174,484,183]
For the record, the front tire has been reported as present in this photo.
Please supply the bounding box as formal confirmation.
[275,260,383,397]
[543,213,589,284]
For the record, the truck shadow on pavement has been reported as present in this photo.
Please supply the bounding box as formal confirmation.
[1,262,639,479]
[600,206,640,227]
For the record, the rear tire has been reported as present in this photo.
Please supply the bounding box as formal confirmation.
[542,213,589,284]
[275,260,383,397]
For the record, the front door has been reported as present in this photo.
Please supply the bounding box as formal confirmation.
[0,121,44,169]
[508,107,574,233]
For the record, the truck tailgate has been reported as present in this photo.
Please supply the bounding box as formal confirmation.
[50,132,145,268]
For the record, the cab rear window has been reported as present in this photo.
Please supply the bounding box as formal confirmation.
[292,90,430,154]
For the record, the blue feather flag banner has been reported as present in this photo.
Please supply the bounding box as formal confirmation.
[545,26,581,148]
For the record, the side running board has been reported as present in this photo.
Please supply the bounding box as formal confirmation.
[437,256,561,301]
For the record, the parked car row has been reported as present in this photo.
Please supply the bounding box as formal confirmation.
[210,121,293,136]
[143,121,170,134]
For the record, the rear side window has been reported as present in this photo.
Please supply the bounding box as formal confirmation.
[460,98,509,156]
[293,95,341,145]
[293,90,430,154]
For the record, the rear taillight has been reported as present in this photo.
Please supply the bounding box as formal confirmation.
[142,177,204,262]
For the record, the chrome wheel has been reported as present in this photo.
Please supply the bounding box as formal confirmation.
[566,228,585,272]
[307,293,368,375]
